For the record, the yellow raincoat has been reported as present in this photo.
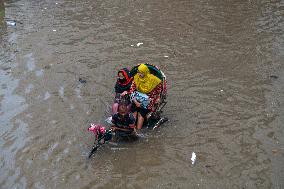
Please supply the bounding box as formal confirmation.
[134,64,161,94]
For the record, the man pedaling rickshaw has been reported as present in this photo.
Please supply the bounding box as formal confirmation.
[111,99,137,138]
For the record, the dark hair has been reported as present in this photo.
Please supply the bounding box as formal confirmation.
[118,104,127,115]
[118,96,129,114]
[119,95,128,105]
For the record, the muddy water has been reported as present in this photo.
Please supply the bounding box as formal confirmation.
[1,0,284,188]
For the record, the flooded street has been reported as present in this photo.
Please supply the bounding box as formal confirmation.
[1,0,284,188]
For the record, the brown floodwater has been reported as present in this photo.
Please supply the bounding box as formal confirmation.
[0,0,283,188]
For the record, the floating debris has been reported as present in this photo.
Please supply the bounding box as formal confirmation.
[164,55,169,58]
[79,78,87,84]
[136,42,143,47]
[53,29,56,32]
[6,21,16,26]
[270,75,278,79]
[44,64,52,70]
[191,152,196,165]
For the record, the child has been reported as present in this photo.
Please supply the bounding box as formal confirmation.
[112,68,133,114]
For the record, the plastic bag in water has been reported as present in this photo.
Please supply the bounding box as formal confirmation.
[130,91,150,108]
[6,21,16,26]
[191,152,196,165]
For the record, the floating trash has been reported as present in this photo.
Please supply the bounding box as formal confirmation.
[136,42,143,47]
[131,44,134,47]
[191,152,196,165]
[6,21,16,26]
[164,55,169,58]
[270,75,278,79]
[79,78,87,84]
[53,29,56,32]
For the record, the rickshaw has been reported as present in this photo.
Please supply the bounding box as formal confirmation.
[88,64,168,158]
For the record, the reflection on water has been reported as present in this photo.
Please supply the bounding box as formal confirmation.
[0,67,28,188]
[0,0,283,188]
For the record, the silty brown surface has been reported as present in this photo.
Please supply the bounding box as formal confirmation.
[0,0,283,188]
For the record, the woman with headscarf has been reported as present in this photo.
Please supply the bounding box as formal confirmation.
[122,64,163,130]
[112,68,133,114]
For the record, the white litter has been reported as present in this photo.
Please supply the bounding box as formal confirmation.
[220,89,224,92]
[56,3,58,4]
[136,42,143,47]
[6,21,16,26]
[191,152,196,165]
[131,44,134,47]
[164,55,169,58]
[53,29,56,32]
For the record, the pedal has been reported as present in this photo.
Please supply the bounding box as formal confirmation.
[153,117,168,130]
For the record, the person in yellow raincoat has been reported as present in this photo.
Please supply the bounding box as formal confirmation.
[122,64,163,130]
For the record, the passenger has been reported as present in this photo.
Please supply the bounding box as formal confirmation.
[112,68,133,114]
[111,102,136,137]
[122,64,163,130]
